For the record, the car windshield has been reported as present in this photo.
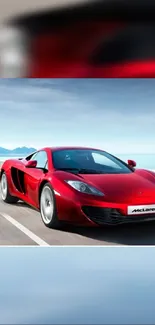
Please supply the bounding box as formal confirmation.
[52,149,132,174]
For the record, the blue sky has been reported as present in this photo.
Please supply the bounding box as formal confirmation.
[0,247,155,324]
[0,79,155,154]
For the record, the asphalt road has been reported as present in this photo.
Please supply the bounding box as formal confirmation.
[1,195,155,246]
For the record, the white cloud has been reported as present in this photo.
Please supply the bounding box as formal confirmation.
[0,79,155,153]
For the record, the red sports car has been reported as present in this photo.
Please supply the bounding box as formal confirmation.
[1,146,155,229]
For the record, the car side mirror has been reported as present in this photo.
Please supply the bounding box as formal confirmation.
[127,159,136,168]
[25,160,37,168]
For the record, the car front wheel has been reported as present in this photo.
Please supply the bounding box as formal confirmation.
[40,183,60,229]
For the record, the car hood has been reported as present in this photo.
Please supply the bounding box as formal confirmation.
[79,170,155,203]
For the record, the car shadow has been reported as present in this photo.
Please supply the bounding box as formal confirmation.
[15,201,37,211]
[15,201,155,246]
[61,222,155,246]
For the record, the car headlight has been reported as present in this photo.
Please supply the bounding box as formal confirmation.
[65,180,104,196]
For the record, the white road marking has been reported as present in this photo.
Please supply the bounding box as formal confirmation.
[0,212,50,246]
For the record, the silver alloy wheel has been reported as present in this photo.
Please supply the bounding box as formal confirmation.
[1,173,7,200]
[40,186,54,224]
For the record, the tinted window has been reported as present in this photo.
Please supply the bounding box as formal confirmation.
[26,152,37,161]
[28,153,37,160]
[31,151,48,169]
[92,152,121,169]
[52,149,132,174]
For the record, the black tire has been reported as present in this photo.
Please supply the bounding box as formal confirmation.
[40,183,60,229]
[0,172,18,204]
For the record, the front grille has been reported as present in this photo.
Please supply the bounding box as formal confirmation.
[121,214,155,224]
[82,206,155,225]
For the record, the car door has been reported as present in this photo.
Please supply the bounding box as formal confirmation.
[24,150,48,207]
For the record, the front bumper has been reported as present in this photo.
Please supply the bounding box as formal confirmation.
[56,190,155,226]
[82,206,155,225]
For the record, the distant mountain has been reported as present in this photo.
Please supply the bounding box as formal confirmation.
[0,147,10,155]
[0,146,37,155]
[11,147,37,154]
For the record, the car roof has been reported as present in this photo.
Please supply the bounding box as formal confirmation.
[1,1,154,27]
[0,0,94,24]
[40,146,103,152]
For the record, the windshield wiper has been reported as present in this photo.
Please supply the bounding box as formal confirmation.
[56,168,103,174]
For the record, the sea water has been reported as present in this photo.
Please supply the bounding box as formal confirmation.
[118,154,155,170]
[0,155,24,161]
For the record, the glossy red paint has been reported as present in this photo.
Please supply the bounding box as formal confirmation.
[30,21,122,78]
[25,160,37,168]
[90,61,155,78]
[30,21,155,78]
[127,159,136,168]
[1,147,155,227]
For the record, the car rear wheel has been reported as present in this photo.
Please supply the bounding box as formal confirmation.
[40,183,60,229]
[0,172,18,203]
